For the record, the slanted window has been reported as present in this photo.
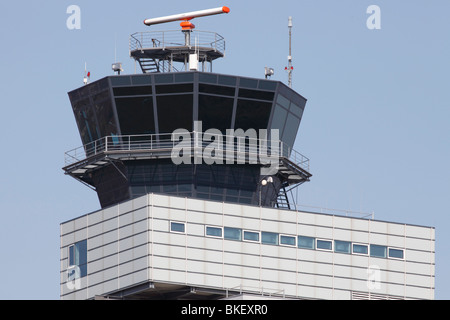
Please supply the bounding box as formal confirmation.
[224,227,242,241]
[206,226,222,238]
[261,232,279,245]
[370,244,387,258]
[298,236,315,250]
[243,231,260,242]
[68,239,87,279]
[388,248,404,259]
[334,240,351,254]
[170,222,185,233]
[353,244,368,255]
[317,239,332,251]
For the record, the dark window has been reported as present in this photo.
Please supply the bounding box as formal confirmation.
[157,94,193,133]
[115,97,155,135]
[198,94,234,132]
[113,86,152,96]
[238,89,275,101]
[234,99,272,131]
[156,83,193,94]
[199,84,236,96]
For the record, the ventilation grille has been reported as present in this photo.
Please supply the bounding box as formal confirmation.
[351,291,404,300]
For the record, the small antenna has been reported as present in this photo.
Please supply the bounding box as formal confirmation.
[285,16,293,88]
[83,62,90,85]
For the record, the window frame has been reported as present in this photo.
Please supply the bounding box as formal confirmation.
[297,235,315,250]
[224,227,242,241]
[261,231,279,246]
[352,243,369,256]
[243,230,260,243]
[388,247,405,260]
[370,244,387,258]
[279,234,296,247]
[334,240,352,254]
[316,239,333,251]
[205,226,223,238]
[170,221,186,234]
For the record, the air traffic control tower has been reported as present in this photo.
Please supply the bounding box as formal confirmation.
[61,7,435,300]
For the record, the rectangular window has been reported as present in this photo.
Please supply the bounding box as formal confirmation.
[224,227,242,241]
[243,231,259,242]
[298,236,315,250]
[206,226,222,238]
[334,240,351,254]
[353,244,368,255]
[370,244,387,258]
[68,239,87,279]
[388,248,404,259]
[317,239,332,251]
[170,222,185,233]
[280,235,296,246]
[261,232,279,245]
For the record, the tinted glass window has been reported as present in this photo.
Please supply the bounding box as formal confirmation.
[317,240,332,250]
[199,84,235,96]
[115,97,155,135]
[353,244,368,254]
[370,244,387,258]
[157,94,193,133]
[334,240,351,254]
[280,235,296,246]
[261,232,279,245]
[156,83,193,94]
[270,104,288,132]
[244,231,259,242]
[171,222,185,233]
[298,236,315,249]
[235,99,272,131]
[282,115,301,147]
[68,240,87,278]
[238,89,275,101]
[206,226,222,237]
[113,86,152,96]
[389,248,404,259]
[198,94,234,132]
[224,227,242,241]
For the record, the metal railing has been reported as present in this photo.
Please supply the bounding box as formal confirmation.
[129,30,226,54]
[64,132,310,172]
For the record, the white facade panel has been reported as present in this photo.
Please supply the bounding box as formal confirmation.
[61,193,435,300]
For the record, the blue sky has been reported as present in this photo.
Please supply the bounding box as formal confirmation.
[0,0,448,299]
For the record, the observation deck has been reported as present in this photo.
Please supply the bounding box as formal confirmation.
[129,30,225,73]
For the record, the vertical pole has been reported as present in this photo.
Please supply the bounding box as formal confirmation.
[288,16,293,88]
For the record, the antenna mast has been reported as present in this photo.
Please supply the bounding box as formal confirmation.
[287,16,293,88]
